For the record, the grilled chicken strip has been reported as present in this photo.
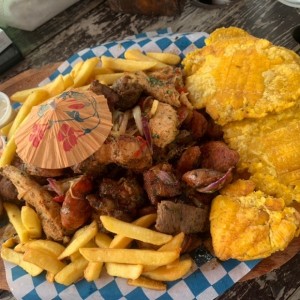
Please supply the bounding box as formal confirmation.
[1,165,67,242]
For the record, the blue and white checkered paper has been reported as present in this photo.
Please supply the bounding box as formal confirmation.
[4,29,260,300]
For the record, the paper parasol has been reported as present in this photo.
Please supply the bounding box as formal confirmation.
[15,89,113,169]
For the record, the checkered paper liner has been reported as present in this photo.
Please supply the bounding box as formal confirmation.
[4,29,261,300]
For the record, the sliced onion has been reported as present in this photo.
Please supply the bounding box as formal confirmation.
[150,99,159,117]
[154,170,177,185]
[141,116,153,153]
[132,105,143,136]
[46,178,71,196]
[119,110,130,135]
[197,167,233,193]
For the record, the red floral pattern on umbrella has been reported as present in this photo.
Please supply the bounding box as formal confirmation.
[15,89,113,169]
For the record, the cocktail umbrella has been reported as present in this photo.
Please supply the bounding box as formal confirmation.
[15,89,112,169]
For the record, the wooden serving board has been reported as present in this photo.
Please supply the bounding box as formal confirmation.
[1,64,300,290]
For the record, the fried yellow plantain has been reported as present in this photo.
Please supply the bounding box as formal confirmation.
[183,27,300,126]
[210,180,300,260]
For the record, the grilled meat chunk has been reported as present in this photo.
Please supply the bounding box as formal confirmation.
[111,75,144,110]
[155,200,209,234]
[200,141,239,172]
[94,135,152,170]
[0,176,18,202]
[143,163,181,205]
[99,177,145,215]
[177,146,201,174]
[182,169,226,189]
[89,80,120,111]
[189,110,208,140]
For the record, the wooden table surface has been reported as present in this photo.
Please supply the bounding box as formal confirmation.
[0,0,300,299]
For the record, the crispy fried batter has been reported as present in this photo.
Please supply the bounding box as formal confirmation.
[210,180,300,260]
[183,27,300,125]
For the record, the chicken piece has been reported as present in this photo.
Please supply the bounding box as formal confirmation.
[210,179,300,260]
[128,69,182,107]
[1,165,67,242]
[143,163,181,205]
[111,75,143,110]
[200,141,239,172]
[94,135,152,170]
[149,102,179,148]
[223,103,300,205]
[155,200,209,234]
[182,27,300,125]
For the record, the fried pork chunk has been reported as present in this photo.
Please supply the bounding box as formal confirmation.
[182,27,300,125]
[210,179,300,260]
[94,135,152,170]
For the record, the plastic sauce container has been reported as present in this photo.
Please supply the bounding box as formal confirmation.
[0,91,15,128]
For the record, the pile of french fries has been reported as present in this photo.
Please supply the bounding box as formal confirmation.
[1,202,192,290]
[0,49,181,168]
[0,49,194,290]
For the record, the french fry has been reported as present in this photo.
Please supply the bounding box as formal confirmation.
[2,237,18,248]
[14,243,26,253]
[143,257,193,281]
[0,134,17,167]
[101,56,157,72]
[94,66,114,75]
[70,61,84,79]
[62,74,74,90]
[146,52,181,65]
[1,247,43,276]
[23,248,66,275]
[8,89,49,139]
[58,220,98,260]
[95,73,123,85]
[84,261,103,281]
[100,215,172,245]
[47,74,65,97]
[158,232,185,252]
[105,262,143,280]
[127,276,166,291]
[0,120,14,136]
[46,271,55,283]
[142,232,184,272]
[109,213,157,249]
[125,49,168,69]
[73,57,99,87]
[80,248,179,266]
[55,256,88,286]
[69,240,97,262]
[95,232,112,248]
[3,202,29,243]
[21,206,42,239]
[25,240,65,257]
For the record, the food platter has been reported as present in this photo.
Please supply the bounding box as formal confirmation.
[1,29,300,300]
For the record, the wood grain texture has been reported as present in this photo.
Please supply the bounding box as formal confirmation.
[0,0,300,298]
